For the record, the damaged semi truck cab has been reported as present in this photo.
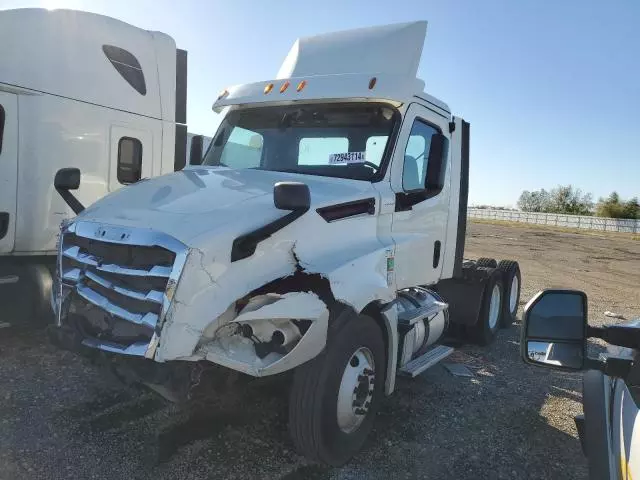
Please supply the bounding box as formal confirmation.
[52,21,521,465]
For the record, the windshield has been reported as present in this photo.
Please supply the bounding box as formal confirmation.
[202,103,397,181]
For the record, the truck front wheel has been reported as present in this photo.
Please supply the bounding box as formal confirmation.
[288,313,385,466]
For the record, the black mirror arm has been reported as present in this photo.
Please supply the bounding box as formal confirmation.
[582,356,633,379]
[584,357,606,372]
[588,325,640,350]
[55,187,84,215]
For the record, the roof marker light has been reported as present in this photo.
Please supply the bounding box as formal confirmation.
[296,80,307,92]
[217,89,229,100]
[264,83,274,94]
[368,77,377,89]
[280,81,290,93]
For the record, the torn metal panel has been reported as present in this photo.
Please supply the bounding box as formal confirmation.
[323,247,395,312]
[295,238,396,313]
[234,292,327,322]
[156,239,299,361]
[198,292,329,376]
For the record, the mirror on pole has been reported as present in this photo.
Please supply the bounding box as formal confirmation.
[522,290,588,370]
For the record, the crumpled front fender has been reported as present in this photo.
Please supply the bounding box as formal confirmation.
[199,292,329,377]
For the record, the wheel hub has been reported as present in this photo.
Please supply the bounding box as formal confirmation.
[337,347,375,433]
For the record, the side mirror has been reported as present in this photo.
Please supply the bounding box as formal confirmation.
[54,168,81,190]
[273,182,310,211]
[521,289,588,371]
[54,168,84,214]
[189,135,204,165]
[424,133,448,192]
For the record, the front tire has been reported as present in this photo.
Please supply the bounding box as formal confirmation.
[288,312,385,466]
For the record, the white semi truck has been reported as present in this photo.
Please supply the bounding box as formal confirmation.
[50,22,522,465]
[0,8,204,325]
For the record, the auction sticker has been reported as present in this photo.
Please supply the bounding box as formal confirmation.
[328,151,366,164]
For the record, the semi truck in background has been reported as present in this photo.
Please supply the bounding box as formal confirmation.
[51,22,523,465]
[0,8,203,324]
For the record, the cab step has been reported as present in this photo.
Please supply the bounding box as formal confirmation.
[397,299,447,326]
[399,345,454,378]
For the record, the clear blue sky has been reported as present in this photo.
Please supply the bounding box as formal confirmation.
[3,0,639,206]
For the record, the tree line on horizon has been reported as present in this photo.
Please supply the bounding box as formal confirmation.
[516,186,639,219]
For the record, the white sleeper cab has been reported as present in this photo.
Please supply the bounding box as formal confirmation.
[50,21,522,465]
[0,8,205,325]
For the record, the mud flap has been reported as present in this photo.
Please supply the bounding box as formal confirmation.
[435,266,493,326]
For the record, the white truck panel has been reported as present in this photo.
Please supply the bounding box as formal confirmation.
[0,9,173,120]
[151,31,178,125]
[13,93,163,254]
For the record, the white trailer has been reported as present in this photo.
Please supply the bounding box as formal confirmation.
[0,8,195,324]
[50,22,522,465]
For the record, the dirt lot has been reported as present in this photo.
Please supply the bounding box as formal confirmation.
[1,222,639,480]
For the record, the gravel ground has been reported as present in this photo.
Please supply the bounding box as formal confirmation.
[1,221,639,480]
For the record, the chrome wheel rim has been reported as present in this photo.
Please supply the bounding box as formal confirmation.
[488,284,502,330]
[509,275,519,315]
[336,347,375,434]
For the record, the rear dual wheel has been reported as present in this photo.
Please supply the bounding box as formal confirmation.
[475,257,498,268]
[472,269,505,346]
[497,260,521,328]
[475,258,522,329]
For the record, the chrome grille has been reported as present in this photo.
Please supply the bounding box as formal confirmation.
[57,221,188,358]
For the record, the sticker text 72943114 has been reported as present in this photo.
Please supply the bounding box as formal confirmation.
[328,152,366,165]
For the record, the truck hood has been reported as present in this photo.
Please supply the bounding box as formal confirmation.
[78,167,378,246]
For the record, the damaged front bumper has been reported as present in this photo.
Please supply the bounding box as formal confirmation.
[47,324,246,403]
[53,221,330,378]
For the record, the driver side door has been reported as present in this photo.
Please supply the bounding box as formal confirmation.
[390,103,451,289]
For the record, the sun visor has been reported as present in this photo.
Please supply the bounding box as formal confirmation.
[277,21,427,79]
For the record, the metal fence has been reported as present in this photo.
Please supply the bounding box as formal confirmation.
[468,209,640,233]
